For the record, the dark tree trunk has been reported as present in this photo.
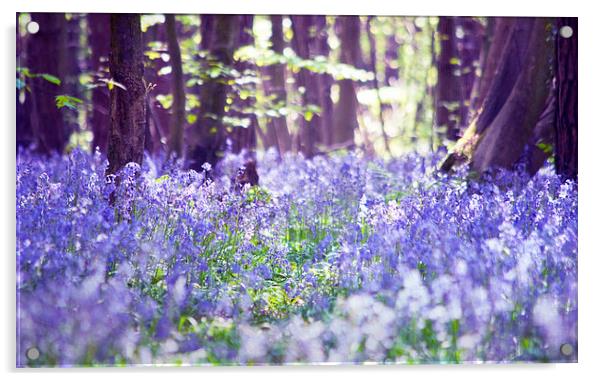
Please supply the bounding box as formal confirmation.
[165,14,186,157]
[89,13,111,152]
[230,15,258,157]
[554,17,578,181]
[107,14,146,175]
[291,16,318,157]
[188,15,238,170]
[470,17,509,114]
[435,16,464,141]
[470,18,554,174]
[27,13,70,154]
[263,15,291,154]
[333,16,361,148]
[475,18,534,134]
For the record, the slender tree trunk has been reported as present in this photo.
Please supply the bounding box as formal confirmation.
[333,16,361,148]
[384,33,399,86]
[230,15,257,157]
[313,16,334,148]
[291,16,320,157]
[188,15,238,170]
[107,14,146,175]
[366,16,391,155]
[471,18,554,174]
[554,17,578,181]
[457,17,483,128]
[435,16,464,141]
[143,21,169,153]
[165,14,185,157]
[263,15,291,154]
[28,13,70,154]
[89,13,111,152]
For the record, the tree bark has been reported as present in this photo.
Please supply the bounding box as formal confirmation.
[554,17,578,181]
[165,14,186,157]
[475,18,534,135]
[27,13,70,154]
[471,18,553,174]
[230,15,258,157]
[89,13,111,152]
[263,15,291,154]
[143,20,169,154]
[435,16,464,141]
[471,17,511,113]
[291,16,317,157]
[188,15,238,170]
[332,16,361,148]
[107,14,146,175]
[456,17,483,128]
[366,16,391,155]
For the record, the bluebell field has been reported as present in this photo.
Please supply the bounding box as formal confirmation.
[16,149,577,366]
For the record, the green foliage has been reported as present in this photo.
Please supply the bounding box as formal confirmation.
[55,95,83,110]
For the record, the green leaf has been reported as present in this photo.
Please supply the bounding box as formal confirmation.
[186,114,197,124]
[55,95,83,110]
[449,57,461,65]
[41,74,61,85]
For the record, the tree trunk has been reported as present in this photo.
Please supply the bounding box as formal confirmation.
[263,15,291,154]
[89,13,111,152]
[471,18,553,174]
[165,14,186,157]
[470,17,510,113]
[27,13,70,154]
[554,17,578,181]
[456,17,483,128]
[107,14,146,175]
[384,33,399,86]
[143,21,169,154]
[332,16,361,148]
[474,18,535,134]
[291,16,320,157]
[230,15,258,157]
[435,16,464,141]
[366,16,391,155]
[313,16,334,148]
[188,15,238,170]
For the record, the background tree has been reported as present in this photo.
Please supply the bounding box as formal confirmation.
[554,18,578,181]
[434,16,464,141]
[107,14,146,175]
[88,13,111,152]
[333,16,361,148]
[230,15,258,156]
[165,14,185,157]
[188,15,238,170]
[262,15,291,154]
[27,13,70,154]
[290,15,321,157]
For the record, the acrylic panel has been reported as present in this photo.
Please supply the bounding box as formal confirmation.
[16,13,578,367]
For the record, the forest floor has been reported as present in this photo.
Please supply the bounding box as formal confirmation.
[16,149,577,366]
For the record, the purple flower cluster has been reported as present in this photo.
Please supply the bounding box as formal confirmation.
[16,149,577,366]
